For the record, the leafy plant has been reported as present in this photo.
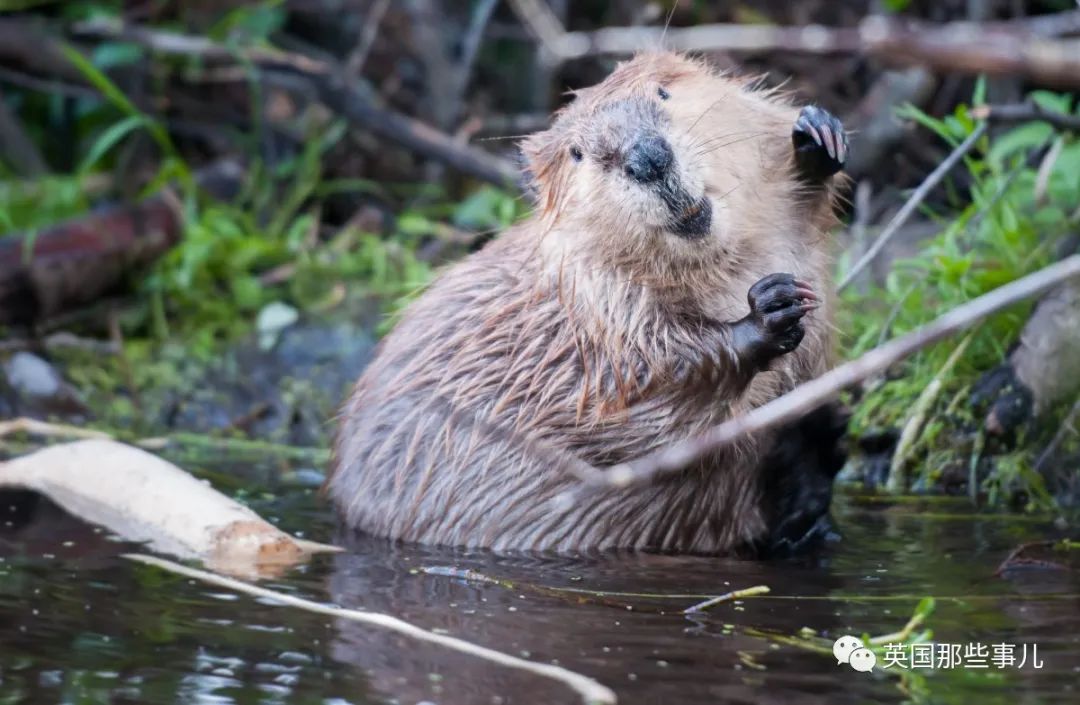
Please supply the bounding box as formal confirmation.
[841,88,1080,508]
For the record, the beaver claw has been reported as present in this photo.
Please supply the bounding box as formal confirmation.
[793,105,847,182]
[735,273,818,365]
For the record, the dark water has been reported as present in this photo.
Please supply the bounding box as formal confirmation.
[1,486,1077,705]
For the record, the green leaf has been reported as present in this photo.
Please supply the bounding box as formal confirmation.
[77,114,145,175]
[397,212,435,237]
[896,103,956,144]
[971,76,987,107]
[60,43,188,186]
[1029,90,1072,114]
[987,123,1053,167]
[91,41,145,69]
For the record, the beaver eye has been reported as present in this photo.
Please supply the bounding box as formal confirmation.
[657,86,670,100]
[569,146,583,162]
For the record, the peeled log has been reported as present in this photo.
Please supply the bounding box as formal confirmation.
[1010,278,1080,414]
[0,439,339,576]
[978,278,1080,433]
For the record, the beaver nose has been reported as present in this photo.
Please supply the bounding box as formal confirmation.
[624,134,674,183]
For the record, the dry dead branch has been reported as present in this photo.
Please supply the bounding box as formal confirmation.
[508,4,1080,88]
[65,20,520,188]
[569,255,1080,492]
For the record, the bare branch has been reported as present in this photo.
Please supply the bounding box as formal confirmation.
[509,8,1080,88]
[971,102,1080,132]
[572,255,1080,492]
[345,0,392,77]
[838,122,988,293]
[0,18,521,189]
[507,0,569,60]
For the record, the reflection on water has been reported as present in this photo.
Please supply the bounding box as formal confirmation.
[1,487,1077,705]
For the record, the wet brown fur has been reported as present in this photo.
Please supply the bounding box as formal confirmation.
[328,52,844,553]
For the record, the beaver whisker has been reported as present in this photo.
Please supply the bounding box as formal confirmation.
[693,132,769,159]
[682,98,725,140]
[688,129,768,150]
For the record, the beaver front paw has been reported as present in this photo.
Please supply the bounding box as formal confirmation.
[792,105,847,182]
[738,273,818,364]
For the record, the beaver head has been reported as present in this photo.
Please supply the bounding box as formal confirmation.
[521,52,831,276]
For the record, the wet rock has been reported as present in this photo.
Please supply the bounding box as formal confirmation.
[159,302,379,446]
[1,351,86,417]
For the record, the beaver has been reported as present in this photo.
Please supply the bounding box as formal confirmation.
[328,51,849,554]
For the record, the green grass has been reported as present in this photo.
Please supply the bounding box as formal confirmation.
[839,86,1080,509]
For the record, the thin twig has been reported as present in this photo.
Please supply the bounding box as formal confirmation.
[125,554,617,705]
[838,123,987,292]
[972,102,1080,132]
[683,585,771,614]
[460,0,502,84]
[345,0,392,77]
[994,540,1058,576]
[569,255,1080,492]
[1033,397,1080,477]
[0,417,111,441]
[507,0,569,61]
[866,607,930,646]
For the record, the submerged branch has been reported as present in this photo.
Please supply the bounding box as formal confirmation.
[126,554,618,705]
[570,256,1080,492]
[684,585,771,614]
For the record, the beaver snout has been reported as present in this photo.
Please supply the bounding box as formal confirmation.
[624,133,673,184]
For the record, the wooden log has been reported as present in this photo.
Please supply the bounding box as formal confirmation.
[0,161,242,324]
[0,439,340,577]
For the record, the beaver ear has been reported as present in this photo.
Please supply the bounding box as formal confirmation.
[517,148,542,207]
[519,132,565,213]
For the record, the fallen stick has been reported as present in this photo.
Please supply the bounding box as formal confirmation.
[509,5,1080,88]
[0,160,243,324]
[683,585,771,614]
[0,439,340,577]
[125,554,617,705]
[571,255,1080,492]
[971,102,1080,132]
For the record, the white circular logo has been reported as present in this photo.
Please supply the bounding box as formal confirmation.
[833,635,875,672]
